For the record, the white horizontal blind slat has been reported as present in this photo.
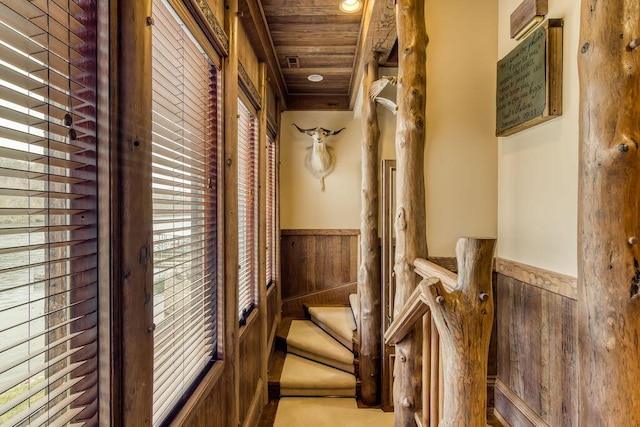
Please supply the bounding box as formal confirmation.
[151,0,219,425]
[0,0,99,425]
[237,99,257,323]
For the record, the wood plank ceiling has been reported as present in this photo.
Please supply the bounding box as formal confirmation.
[239,0,397,110]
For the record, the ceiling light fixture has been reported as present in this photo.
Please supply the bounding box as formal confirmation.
[339,0,361,13]
[308,74,324,82]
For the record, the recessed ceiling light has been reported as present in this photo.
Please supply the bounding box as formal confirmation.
[308,74,324,82]
[339,0,361,13]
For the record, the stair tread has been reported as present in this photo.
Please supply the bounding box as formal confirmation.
[280,354,355,397]
[308,306,356,350]
[287,320,354,373]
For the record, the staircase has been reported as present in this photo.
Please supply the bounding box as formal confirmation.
[270,296,359,399]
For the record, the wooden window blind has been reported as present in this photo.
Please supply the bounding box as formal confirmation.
[237,99,257,324]
[0,0,99,425]
[265,135,276,288]
[151,0,220,424]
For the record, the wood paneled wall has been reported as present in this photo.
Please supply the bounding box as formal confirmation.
[238,22,260,92]
[280,229,359,316]
[239,313,263,426]
[267,284,278,341]
[495,270,578,427]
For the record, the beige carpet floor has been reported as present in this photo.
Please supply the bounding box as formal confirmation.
[273,398,394,427]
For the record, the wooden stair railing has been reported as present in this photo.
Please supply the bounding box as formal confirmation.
[384,237,496,427]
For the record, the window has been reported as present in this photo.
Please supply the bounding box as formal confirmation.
[0,0,99,425]
[151,0,220,424]
[237,99,257,324]
[265,135,276,288]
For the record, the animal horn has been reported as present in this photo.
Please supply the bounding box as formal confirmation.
[292,123,316,135]
[322,127,346,136]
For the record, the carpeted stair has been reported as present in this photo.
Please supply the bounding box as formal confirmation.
[271,297,359,398]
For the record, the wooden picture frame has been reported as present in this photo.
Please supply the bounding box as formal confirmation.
[496,19,563,137]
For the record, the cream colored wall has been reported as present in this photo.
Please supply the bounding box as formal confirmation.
[281,1,499,251]
[497,0,580,276]
[280,111,362,229]
[421,0,499,256]
[378,1,499,256]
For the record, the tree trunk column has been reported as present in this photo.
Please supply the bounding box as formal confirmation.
[359,50,382,406]
[392,0,428,424]
[578,1,640,425]
[425,238,495,427]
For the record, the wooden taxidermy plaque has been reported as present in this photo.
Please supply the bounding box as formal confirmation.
[496,19,563,137]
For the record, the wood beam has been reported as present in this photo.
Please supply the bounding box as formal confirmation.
[238,0,287,107]
[577,1,640,425]
[349,0,397,109]
[392,0,428,424]
[359,50,382,406]
[286,94,350,111]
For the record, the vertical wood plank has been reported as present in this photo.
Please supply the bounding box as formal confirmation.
[495,273,578,427]
[115,0,154,424]
[223,0,240,423]
[257,62,269,406]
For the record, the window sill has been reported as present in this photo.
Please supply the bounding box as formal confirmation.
[239,307,259,338]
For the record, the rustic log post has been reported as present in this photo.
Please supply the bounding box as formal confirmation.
[392,0,428,424]
[423,238,495,427]
[359,49,382,406]
[577,1,640,424]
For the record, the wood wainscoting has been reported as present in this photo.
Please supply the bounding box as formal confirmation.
[281,229,359,317]
[494,258,578,426]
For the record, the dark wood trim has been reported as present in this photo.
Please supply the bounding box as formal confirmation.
[281,229,360,236]
[510,0,548,39]
[238,0,287,106]
[380,159,395,412]
[495,257,577,300]
[286,94,351,111]
[186,0,230,56]
[116,0,154,425]
[239,61,262,110]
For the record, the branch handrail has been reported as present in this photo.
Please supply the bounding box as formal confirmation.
[414,258,457,292]
[384,257,458,346]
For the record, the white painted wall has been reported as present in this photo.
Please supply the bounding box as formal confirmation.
[497,0,580,276]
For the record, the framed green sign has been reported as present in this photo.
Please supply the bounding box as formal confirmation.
[496,19,563,136]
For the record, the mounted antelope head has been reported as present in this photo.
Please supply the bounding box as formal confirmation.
[293,123,346,191]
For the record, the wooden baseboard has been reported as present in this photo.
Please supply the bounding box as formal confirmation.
[495,257,577,300]
[495,379,549,427]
